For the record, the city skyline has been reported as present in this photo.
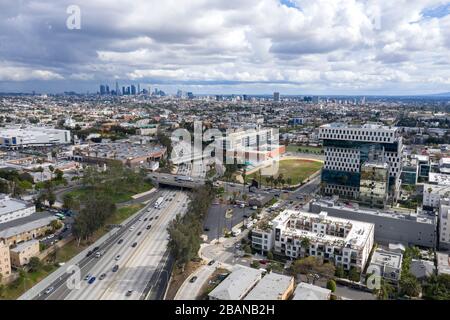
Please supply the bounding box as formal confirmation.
[1,1,450,94]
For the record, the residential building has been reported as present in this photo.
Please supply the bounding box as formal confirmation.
[410,259,435,281]
[0,240,11,281]
[423,183,450,210]
[319,123,402,202]
[0,213,57,247]
[0,195,36,224]
[252,210,375,271]
[439,199,450,249]
[310,198,437,248]
[9,239,40,267]
[292,282,331,300]
[369,248,403,283]
[244,273,294,300]
[208,266,263,300]
[215,127,285,166]
[436,252,450,276]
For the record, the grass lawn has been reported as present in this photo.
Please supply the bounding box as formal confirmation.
[246,159,323,186]
[65,182,153,204]
[1,264,58,300]
[286,144,323,154]
[106,204,145,225]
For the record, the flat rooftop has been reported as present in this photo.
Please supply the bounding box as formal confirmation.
[0,195,33,217]
[428,172,450,186]
[371,249,403,269]
[244,273,293,300]
[292,282,331,300]
[276,210,374,250]
[311,198,435,225]
[0,212,56,239]
[320,123,397,131]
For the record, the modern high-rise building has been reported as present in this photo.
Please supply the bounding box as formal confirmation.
[273,92,280,102]
[100,85,106,95]
[319,123,403,203]
[131,85,136,95]
[115,81,119,96]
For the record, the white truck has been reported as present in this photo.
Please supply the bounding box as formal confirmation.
[154,196,164,209]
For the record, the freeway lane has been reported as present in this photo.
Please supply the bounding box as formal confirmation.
[37,189,186,300]
[99,191,188,300]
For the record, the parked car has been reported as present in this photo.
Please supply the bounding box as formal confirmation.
[126,290,133,297]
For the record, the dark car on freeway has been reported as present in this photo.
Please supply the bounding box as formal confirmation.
[112,265,119,272]
[190,276,198,283]
[132,242,137,248]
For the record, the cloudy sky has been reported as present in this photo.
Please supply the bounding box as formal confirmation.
[1,0,450,95]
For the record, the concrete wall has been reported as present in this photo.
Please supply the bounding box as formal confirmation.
[310,203,436,248]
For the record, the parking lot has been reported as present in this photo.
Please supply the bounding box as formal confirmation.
[203,203,258,241]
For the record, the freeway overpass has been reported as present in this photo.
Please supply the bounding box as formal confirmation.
[147,172,206,189]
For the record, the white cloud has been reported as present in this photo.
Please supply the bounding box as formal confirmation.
[1,0,450,94]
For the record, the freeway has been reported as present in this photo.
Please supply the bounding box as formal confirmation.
[34,189,188,300]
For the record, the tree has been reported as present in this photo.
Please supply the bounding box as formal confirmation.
[335,265,345,278]
[400,274,422,297]
[348,267,361,282]
[326,279,336,292]
[299,237,311,257]
[50,220,62,232]
[267,251,274,260]
[375,280,396,300]
[47,190,56,207]
[28,257,43,272]
[286,177,292,186]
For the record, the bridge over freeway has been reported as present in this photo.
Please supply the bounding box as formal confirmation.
[147,172,206,189]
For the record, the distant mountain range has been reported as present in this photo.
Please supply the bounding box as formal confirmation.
[429,92,450,97]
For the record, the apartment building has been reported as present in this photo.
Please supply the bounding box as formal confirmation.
[439,199,450,250]
[0,195,36,225]
[244,273,294,300]
[0,240,11,281]
[369,248,403,283]
[215,127,285,165]
[423,182,450,210]
[208,267,263,300]
[9,239,40,267]
[319,123,402,202]
[0,213,57,247]
[252,210,375,271]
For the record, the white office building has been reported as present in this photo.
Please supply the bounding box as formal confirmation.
[0,126,71,147]
[0,195,36,224]
[252,210,375,271]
